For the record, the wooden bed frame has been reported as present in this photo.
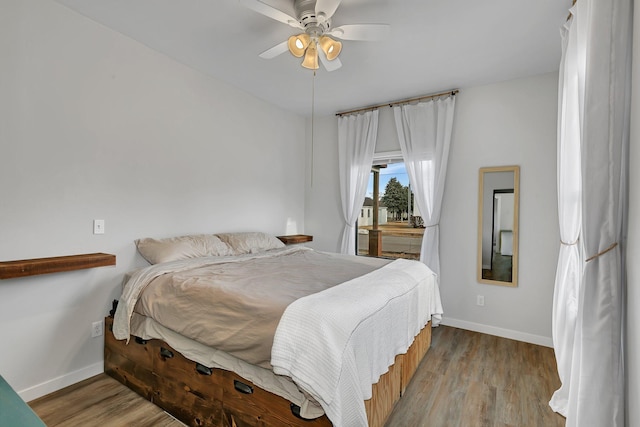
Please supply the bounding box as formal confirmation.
[104,316,431,427]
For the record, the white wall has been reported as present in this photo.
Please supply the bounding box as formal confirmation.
[627,3,640,425]
[441,72,559,346]
[304,115,344,252]
[0,0,306,400]
[305,72,559,346]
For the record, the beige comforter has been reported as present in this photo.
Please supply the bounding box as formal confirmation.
[131,247,390,368]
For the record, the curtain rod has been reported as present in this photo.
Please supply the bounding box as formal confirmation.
[335,89,458,117]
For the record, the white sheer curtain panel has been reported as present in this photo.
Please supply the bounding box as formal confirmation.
[393,95,455,277]
[551,1,631,425]
[549,7,583,416]
[338,110,379,254]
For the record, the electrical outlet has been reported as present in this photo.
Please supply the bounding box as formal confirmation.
[477,295,485,307]
[93,219,105,235]
[91,320,103,338]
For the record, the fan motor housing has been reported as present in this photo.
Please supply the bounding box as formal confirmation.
[294,0,316,20]
[295,0,330,32]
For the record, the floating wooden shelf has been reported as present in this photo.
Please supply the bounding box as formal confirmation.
[0,253,116,280]
[276,234,313,245]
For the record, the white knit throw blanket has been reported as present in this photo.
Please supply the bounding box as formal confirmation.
[271,259,443,427]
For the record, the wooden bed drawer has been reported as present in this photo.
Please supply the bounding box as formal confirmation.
[104,316,432,427]
[221,371,330,427]
[154,374,224,427]
[104,317,156,368]
[104,338,156,400]
[152,341,225,426]
[153,342,225,398]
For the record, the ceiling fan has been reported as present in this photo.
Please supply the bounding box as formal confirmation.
[240,0,390,71]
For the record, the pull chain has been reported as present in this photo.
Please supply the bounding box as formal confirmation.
[310,69,316,187]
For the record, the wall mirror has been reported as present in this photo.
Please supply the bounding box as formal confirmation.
[477,166,520,287]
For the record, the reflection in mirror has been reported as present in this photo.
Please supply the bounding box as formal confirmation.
[477,166,520,287]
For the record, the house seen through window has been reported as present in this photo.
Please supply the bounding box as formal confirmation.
[357,160,424,260]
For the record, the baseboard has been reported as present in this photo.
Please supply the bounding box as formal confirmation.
[440,317,554,348]
[20,362,104,403]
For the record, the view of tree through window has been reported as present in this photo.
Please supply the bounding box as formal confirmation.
[357,162,424,260]
[381,177,408,220]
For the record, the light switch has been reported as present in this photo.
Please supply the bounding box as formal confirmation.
[93,219,105,234]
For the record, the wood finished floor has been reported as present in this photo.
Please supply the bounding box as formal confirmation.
[384,326,564,427]
[29,326,565,427]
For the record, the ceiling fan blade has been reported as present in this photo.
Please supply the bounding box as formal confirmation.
[318,48,342,72]
[239,0,302,29]
[329,24,390,41]
[315,0,342,22]
[259,40,289,59]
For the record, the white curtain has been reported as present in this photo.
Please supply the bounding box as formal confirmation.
[549,6,583,416]
[551,1,631,425]
[393,95,455,277]
[338,110,379,254]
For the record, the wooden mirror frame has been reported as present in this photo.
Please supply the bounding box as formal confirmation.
[477,165,520,287]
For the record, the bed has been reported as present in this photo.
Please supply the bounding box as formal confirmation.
[106,232,443,427]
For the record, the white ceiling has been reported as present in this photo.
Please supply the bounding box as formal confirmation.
[54,0,571,117]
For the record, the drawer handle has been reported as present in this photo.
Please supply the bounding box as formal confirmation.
[233,380,253,395]
[290,403,306,420]
[290,403,314,421]
[195,363,212,376]
[160,347,174,359]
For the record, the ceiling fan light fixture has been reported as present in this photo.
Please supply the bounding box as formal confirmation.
[288,34,310,58]
[319,35,342,61]
[301,41,319,70]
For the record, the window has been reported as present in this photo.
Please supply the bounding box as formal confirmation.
[357,151,424,260]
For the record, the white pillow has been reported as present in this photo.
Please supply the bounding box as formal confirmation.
[215,232,285,255]
[135,234,231,264]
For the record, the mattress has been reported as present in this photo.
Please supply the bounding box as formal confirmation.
[132,247,391,368]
